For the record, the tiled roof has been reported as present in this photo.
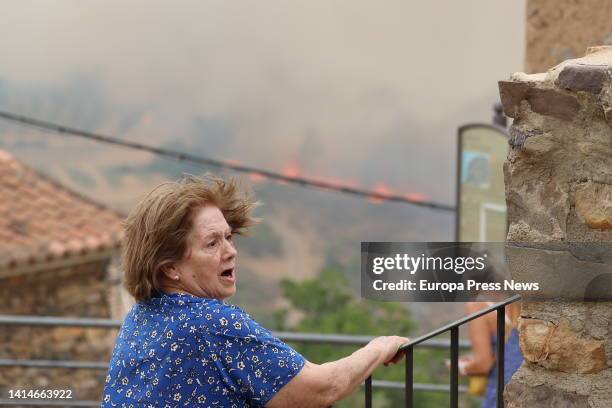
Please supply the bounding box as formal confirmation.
[0,150,124,270]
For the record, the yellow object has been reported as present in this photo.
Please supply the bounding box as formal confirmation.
[468,376,488,396]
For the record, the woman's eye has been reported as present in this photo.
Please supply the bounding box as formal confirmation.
[207,240,217,248]
[226,234,232,242]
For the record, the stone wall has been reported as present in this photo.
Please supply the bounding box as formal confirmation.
[526,0,612,74]
[499,47,612,407]
[0,259,118,403]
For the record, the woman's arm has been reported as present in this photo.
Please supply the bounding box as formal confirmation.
[266,336,408,408]
[463,303,495,375]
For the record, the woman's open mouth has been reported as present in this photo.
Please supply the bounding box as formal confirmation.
[219,267,236,283]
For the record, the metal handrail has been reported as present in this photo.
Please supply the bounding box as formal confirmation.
[0,314,471,407]
[0,314,468,349]
[364,295,521,408]
[400,295,521,350]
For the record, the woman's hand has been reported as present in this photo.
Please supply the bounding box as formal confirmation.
[368,336,410,366]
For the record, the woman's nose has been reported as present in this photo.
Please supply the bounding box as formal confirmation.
[224,239,237,258]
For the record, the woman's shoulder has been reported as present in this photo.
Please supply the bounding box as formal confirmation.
[199,301,259,327]
[137,294,267,339]
[127,295,241,327]
[195,301,277,343]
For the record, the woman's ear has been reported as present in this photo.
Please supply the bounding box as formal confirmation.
[162,263,181,281]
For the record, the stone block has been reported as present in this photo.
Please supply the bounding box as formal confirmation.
[499,80,582,121]
[507,245,612,299]
[499,81,531,118]
[557,64,607,93]
[519,318,554,362]
[528,88,581,121]
[519,318,607,374]
[575,182,612,230]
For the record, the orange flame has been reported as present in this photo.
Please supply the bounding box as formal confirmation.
[278,163,300,184]
[403,192,428,202]
[282,163,300,178]
[248,172,265,183]
[369,183,393,204]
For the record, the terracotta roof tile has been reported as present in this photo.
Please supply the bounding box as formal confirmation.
[0,150,124,270]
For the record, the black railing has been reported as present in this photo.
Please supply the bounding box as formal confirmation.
[0,314,471,407]
[363,294,521,408]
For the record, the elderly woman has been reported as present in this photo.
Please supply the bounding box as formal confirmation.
[101,175,408,408]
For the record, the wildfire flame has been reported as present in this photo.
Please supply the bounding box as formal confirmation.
[369,183,393,204]
[403,192,428,202]
[248,172,265,183]
[277,163,300,184]
[219,158,428,205]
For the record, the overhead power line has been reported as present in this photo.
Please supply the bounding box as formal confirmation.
[0,110,455,212]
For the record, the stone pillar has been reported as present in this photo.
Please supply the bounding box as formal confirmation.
[499,47,612,407]
[526,0,612,74]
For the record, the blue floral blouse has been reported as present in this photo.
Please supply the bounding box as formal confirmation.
[101,292,305,407]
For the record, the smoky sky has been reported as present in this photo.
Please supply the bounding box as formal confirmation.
[0,0,525,208]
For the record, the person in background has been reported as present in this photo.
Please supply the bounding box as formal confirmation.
[460,301,523,408]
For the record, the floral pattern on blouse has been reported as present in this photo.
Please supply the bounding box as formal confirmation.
[101,292,305,408]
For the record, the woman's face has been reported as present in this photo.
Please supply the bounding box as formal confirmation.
[170,205,237,300]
